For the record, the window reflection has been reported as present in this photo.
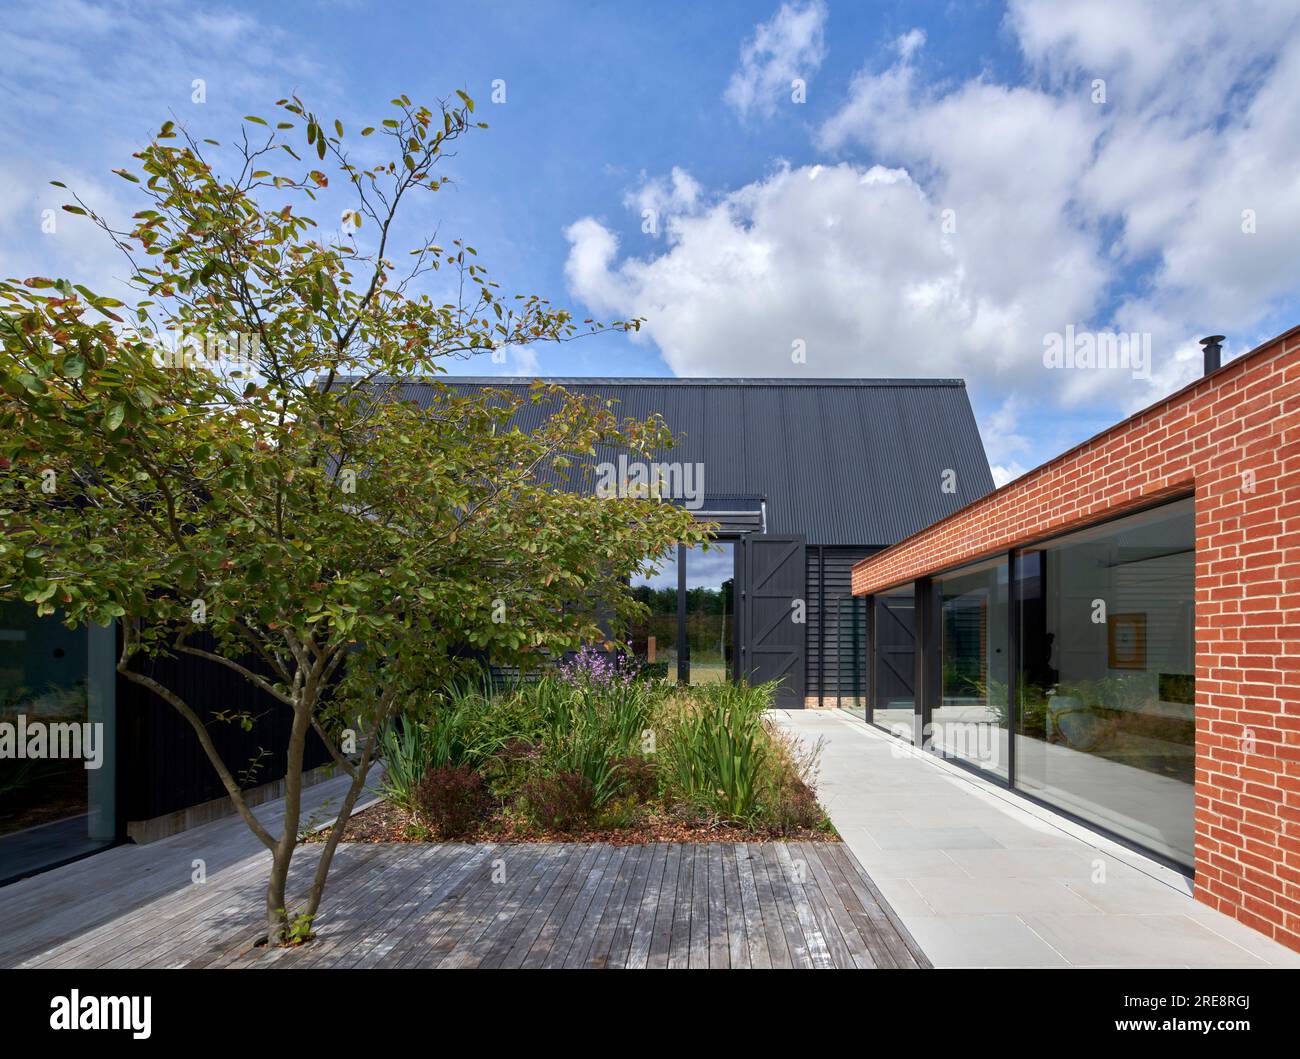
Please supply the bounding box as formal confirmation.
[685,544,734,685]
[1016,498,1195,867]
[934,557,1009,777]
[629,549,680,682]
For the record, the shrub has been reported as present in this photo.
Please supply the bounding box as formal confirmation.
[760,774,825,835]
[415,765,492,838]
[611,754,659,802]
[520,770,596,832]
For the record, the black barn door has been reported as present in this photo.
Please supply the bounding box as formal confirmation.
[741,535,806,708]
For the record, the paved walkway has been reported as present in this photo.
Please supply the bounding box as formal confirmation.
[773,709,1300,968]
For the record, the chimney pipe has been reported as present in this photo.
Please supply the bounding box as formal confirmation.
[1200,335,1225,376]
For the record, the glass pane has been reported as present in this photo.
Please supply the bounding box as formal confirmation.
[872,585,916,742]
[686,543,734,685]
[933,557,1010,777]
[1015,498,1195,867]
[837,595,868,719]
[0,606,116,881]
[629,549,680,682]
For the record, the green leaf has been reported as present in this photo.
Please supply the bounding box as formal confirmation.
[104,403,125,431]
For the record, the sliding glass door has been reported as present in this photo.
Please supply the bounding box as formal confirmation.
[1015,498,1195,867]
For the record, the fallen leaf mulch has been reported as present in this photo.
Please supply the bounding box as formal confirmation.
[306,798,840,846]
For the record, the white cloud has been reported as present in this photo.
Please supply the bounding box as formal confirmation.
[502,346,541,376]
[567,0,1300,469]
[624,168,704,238]
[724,0,828,121]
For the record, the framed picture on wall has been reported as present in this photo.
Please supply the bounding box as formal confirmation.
[1109,612,1148,669]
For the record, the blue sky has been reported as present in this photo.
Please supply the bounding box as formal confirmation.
[3,0,1299,483]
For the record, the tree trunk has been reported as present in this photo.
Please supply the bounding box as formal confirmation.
[265,685,316,945]
[266,852,290,945]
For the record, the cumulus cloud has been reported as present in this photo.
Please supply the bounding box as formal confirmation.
[566,0,1300,468]
[623,168,704,238]
[724,0,827,121]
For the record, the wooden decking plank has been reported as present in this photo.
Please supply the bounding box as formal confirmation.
[407,844,509,966]
[518,843,604,968]
[576,843,643,968]
[560,844,629,968]
[785,842,856,969]
[666,844,696,969]
[827,843,930,969]
[537,843,616,968]
[453,844,568,968]
[13,834,930,970]
[811,843,895,969]
[644,844,683,969]
[584,842,647,968]
[733,843,772,969]
[479,843,584,969]
[756,843,812,968]
[30,851,272,969]
[802,843,876,969]
[705,842,729,968]
[1,774,360,968]
[318,845,466,968]
[817,846,907,968]
[720,844,750,970]
[426,845,549,967]
[383,844,502,968]
[295,844,446,968]
[774,843,836,968]
[623,843,671,969]
[70,843,337,969]
[351,844,490,968]
[500,843,598,969]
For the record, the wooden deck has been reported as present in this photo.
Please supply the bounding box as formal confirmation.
[15,839,929,969]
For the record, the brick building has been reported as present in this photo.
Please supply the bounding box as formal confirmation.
[848,325,1300,951]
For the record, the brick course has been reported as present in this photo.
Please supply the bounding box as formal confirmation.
[852,326,1300,951]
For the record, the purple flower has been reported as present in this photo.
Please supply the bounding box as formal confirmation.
[559,646,639,688]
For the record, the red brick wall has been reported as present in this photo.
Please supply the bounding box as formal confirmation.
[851,326,1300,951]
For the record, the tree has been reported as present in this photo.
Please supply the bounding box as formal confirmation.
[0,92,704,945]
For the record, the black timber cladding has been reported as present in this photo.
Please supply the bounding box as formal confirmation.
[346,377,995,548]
[806,546,880,702]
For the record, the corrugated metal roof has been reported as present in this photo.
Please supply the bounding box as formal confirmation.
[342,376,994,547]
